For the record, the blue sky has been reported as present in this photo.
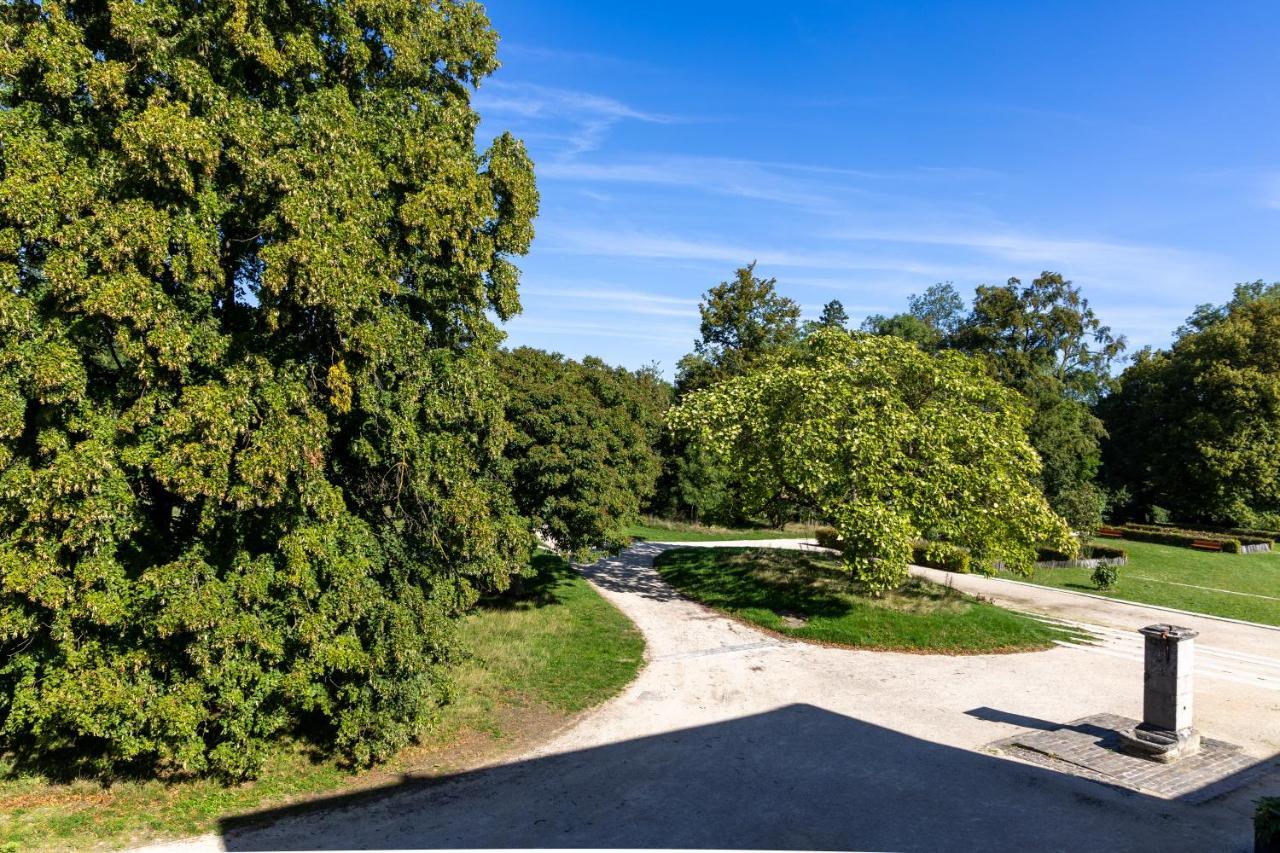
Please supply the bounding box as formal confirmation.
[475,1,1280,377]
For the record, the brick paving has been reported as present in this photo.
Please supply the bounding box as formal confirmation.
[989,712,1275,803]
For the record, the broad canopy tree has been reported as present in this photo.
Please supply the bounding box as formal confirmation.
[498,348,665,555]
[1101,283,1280,526]
[668,329,1073,590]
[0,0,536,777]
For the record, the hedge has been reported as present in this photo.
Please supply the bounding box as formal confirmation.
[1039,543,1128,562]
[1151,521,1280,542]
[1117,525,1243,553]
[1125,523,1272,550]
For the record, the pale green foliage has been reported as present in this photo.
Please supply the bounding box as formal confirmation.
[0,0,536,778]
[668,329,1074,590]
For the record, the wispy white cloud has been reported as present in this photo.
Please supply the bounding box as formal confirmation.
[538,155,999,211]
[476,81,673,157]
[522,283,699,318]
[543,226,999,280]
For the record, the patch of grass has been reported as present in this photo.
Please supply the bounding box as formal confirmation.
[0,553,643,851]
[1016,538,1280,625]
[656,547,1074,653]
[626,515,813,542]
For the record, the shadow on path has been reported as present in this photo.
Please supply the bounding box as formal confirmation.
[579,541,684,602]
[218,704,1264,852]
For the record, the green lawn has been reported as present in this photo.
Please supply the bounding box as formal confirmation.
[0,553,643,851]
[1014,538,1280,626]
[656,547,1075,653]
[626,516,810,542]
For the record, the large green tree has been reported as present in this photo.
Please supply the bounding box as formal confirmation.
[668,329,1073,590]
[0,0,536,777]
[675,262,801,393]
[952,272,1124,531]
[498,348,666,554]
[1101,283,1280,526]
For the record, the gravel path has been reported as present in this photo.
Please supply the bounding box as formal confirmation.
[146,540,1279,852]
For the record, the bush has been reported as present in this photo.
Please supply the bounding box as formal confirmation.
[910,540,972,574]
[814,526,843,550]
[1091,563,1119,590]
[1036,543,1128,563]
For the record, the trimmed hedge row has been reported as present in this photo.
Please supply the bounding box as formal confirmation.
[1125,523,1273,551]
[1038,543,1128,562]
[1152,521,1280,541]
[1115,524,1244,553]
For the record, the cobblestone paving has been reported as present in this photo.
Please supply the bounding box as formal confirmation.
[989,712,1275,803]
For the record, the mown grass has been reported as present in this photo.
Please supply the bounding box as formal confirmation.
[1016,538,1280,625]
[656,547,1075,653]
[0,553,644,851]
[625,515,815,542]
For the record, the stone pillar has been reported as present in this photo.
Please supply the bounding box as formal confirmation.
[1119,624,1201,762]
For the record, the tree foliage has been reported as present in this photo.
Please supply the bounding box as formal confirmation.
[0,0,536,777]
[951,272,1123,531]
[668,329,1073,590]
[675,262,800,393]
[499,348,666,555]
[1101,284,1280,526]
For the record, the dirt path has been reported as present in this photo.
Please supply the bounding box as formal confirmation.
[145,541,1279,852]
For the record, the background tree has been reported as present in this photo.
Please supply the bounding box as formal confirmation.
[499,349,665,554]
[656,264,801,524]
[0,0,535,778]
[951,272,1124,532]
[1100,284,1280,526]
[668,329,1073,590]
[803,298,849,336]
[675,263,801,393]
[861,282,964,351]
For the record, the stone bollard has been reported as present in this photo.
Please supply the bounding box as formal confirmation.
[1118,624,1202,762]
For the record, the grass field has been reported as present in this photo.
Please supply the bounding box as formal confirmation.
[625,515,813,542]
[656,547,1075,653]
[1015,538,1280,626]
[0,553,644,851]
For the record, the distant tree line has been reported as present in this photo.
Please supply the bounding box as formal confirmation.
[644,266,1280,536]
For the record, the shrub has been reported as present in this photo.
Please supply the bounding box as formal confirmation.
[814,526,843,550]
[1091,563,1119,590]
[1037,543,1128,563]
[910,540,972,574]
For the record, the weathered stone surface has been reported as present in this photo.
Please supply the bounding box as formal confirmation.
[990,713,1268,803]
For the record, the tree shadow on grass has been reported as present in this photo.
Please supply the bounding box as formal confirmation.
[476,552,575,611]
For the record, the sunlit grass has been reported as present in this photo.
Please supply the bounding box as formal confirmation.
[657,547,1075,653]
[1015,538,1280,625]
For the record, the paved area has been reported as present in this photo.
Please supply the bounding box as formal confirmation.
[146,540,1280,852]
[992,713,1267,802]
